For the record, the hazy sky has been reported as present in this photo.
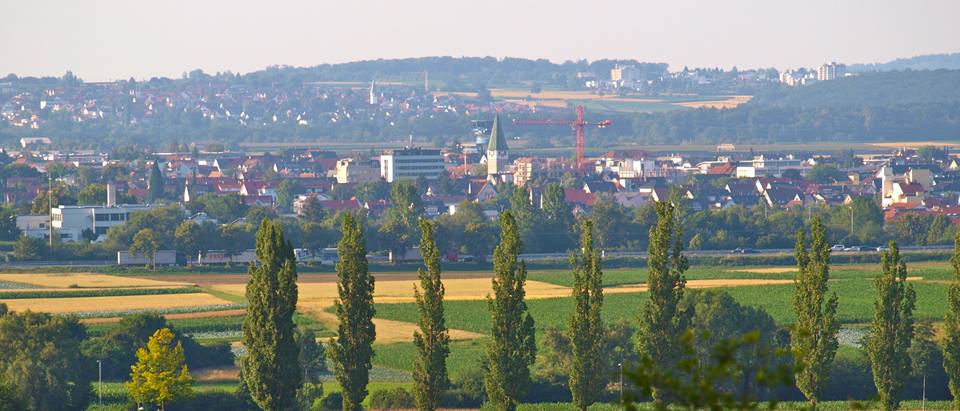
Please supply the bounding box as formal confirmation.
[3,0,958,81]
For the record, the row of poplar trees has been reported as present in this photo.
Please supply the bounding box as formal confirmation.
[636,203,960,411]
[236,203,960,411]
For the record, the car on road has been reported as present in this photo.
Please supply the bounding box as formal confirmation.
[731,248,758,254]
[830,244,846,251]
[844,246,871,252]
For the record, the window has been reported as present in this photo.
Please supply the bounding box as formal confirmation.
[95,214,108,221]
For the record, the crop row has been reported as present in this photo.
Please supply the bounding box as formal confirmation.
[0,286,201,299]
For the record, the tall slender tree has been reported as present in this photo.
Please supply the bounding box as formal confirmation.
[412,219,450,411]
[867,242,916,411]
[944,230,960,409]
[148,160,165,203]
[484,211,537,411]
[791,216,840,410]
[241,219,301,410]
[330,213,376,411]
[567,219,604,411]
[637,202,690,404]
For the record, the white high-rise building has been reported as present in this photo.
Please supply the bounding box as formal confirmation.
[379,147,444,182]
[817,62,846,81]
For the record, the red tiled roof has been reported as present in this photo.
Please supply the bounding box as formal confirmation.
[564,188,596,206]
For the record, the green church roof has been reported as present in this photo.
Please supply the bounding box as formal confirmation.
[487,113,508,153]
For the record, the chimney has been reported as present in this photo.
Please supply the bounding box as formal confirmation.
[106,183,116,207]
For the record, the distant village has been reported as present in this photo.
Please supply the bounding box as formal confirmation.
[5,109,959,259]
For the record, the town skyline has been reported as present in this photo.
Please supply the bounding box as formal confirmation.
[3,0,959,81]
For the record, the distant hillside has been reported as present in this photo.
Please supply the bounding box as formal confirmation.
[750,69,960,109]
[848,52,960,72]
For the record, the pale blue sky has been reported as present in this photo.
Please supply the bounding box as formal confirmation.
[2,0,958,81]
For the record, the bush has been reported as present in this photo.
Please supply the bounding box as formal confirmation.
[297,382,324,411]
[318,392,342,410]
[368,387,415,409]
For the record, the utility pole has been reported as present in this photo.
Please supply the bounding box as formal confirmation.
[97,359,102,409]
[47,172,53,248]
[619,362,624,409]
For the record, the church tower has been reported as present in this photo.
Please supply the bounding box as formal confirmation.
[486,113,508,178]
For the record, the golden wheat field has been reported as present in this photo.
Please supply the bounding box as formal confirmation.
[0,273,192,289]
[673,95,752,109]
[0,292,232,314]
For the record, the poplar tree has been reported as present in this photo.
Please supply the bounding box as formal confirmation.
[148,160,165,203]
[567,219,604,411]
[867,242,916,411]
[329,213,376,411]
[484,211,537,411]
[637,202,690,404]
[791,216,840,410]
[241,219,301,410]
[943,230,960,409]
[412,219,450,411]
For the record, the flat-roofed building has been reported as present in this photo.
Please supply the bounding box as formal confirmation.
[51,204,153,242]
[379,147,444,182]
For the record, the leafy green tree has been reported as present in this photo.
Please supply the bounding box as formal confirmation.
[509,187,541,250]
[681,290,784,398]
[193,193,248,222]
[435,201,496,262]
[128,328,193,411]
[148,160,165,203]
[0,310,92,411]
[807,164,843,183]
[541,183,575,252]
[299,195,325,223]
[867,242,917,411]
[637,202,690,404]
[625,330,794,411]
[379,180,423,262]
[13,235,46,261]
[412,219,450,411]
[77,184,107,205]
[241,219,301,411]
[792,216,840,410]
[31,185,76,214]
[0,206,21,241]
[330,213,376,411]
[275,179,304,212]
[296,328,326,384]
[944,230,960,409]
[484,211,536,411]
[131,228,160,270]
[908,322,939,410]
[567,219,604,411]
[174,221,203,262]
[591,194,633,250]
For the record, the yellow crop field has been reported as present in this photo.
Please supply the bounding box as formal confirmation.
[0,273,192,289]
[673,95,752,109]
[0,293,232,314]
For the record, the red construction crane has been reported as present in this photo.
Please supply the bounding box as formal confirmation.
[512,105,611,174]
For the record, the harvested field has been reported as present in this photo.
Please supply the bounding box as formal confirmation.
[0,292,233,314]
[193,366,240,382]
[0,273,192,289]
[214,278,571,307]
[673,95,751,109]
[605,278,795,294]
